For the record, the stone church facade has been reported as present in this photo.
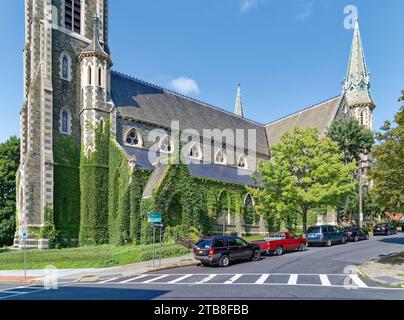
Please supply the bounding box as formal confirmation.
[15,0,375,248]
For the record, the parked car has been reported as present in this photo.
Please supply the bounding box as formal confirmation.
[373,223,397,236]
[306,225,347,247]
[193,236,261,267]
[251,232,307,256]
[342,226,369,242]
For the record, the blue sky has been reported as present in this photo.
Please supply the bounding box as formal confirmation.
[1,0,403,143]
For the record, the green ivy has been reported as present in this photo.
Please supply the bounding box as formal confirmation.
[53,136,80,246]
[79,121,110,245]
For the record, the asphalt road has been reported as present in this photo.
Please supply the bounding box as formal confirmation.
[1,233,403,300]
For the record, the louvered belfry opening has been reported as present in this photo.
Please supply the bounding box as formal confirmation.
[65,0,81,34]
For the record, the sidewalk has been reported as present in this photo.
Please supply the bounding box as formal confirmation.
[0,253,198,284]
[359,252,404,288]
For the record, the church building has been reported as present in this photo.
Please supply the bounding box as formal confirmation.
[15,0,375,248]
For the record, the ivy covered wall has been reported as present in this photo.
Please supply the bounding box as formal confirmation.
[108,140,150,245]
[79,122,110,245]
[53,136,81,246]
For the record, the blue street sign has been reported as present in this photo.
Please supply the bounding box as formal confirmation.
[148,212,162,223]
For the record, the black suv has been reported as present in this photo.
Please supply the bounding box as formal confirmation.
[342,226,369,242]
[193,236,261,267]
[373,223,397,236]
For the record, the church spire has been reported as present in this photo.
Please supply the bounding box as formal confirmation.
[342,18,375,109]
[80,16,111,62]
[234,83,245,118]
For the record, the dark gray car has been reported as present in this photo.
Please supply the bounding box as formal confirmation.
[193,236,261,267]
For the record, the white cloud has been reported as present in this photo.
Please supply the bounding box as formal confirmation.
[241,0,256,12]
[296,0,315,21]
[170,76,200,95]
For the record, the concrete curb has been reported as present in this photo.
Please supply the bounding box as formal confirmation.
[359,262,404,288]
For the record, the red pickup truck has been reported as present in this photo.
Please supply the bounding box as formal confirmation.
[252,232,307,256]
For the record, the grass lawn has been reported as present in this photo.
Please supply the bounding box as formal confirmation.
[0,243,189,270]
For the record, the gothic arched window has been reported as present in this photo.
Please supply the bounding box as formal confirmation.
[244,194,255,206]
[214,149,227,165]
[59,107,72,135]
[59,53,72,81]
[160,136,173,153]
[87,65,92,85]
[189,143,202,160]
[237,155,248,169]
[125,128,142,147]
[98,67,102,87]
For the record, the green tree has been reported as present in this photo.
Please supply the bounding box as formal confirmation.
[256,127,356,233]
[370,96,404,211]
[0,136,20,247]
[327,116,374,164]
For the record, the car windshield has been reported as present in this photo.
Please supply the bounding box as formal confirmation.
[196,239,212,249]
[307,227,321,233]
[268,233,286,239]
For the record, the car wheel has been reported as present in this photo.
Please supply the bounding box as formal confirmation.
[219,255,230,267]
[365,234,369,240]
[251,250,261,261]
[387,230,391,236]
[325,239,332,247]
[354,235,359,242]
[299,243,307,251]
[341,236,347,244]
[275,246,283,256]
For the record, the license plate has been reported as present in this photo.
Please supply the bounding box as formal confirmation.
[199,250,204,255]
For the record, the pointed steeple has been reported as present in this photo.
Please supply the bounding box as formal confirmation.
[234,83,245,118]
[342,18,375,109]
[80,16,111,64]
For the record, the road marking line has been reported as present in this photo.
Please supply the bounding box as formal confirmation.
[224,274,243,284]
[288,274,298,285]
[196,274,217,284]
[255,274,270,284]
[142,275,170,283]
[119,275,147,284]
[167,274,193,284]
[319,274,332,287]
[349,275,368,288]
[98,277,119,284]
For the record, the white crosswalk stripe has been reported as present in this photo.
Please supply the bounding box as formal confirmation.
[224,274,242,284]
[319,274,332,287]
[288,274,298,285]
[196,274,217,284]
[119,275,147,284]
[98,277,119,284]
[349,275,368,288]
[168,274,193,284]
[255,274,270,284]
[142,275,170,283]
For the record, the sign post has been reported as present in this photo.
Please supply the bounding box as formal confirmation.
[148,213,162,269]
[20,217,28,278]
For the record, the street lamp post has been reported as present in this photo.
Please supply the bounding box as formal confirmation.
[358,163,363,228]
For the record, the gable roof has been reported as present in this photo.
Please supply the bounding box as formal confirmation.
[110,71,269,156]
[265,96,343,146]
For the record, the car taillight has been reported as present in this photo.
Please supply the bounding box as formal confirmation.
[348,232,352,236]
[193,248,196,253]
[209,248,215,255]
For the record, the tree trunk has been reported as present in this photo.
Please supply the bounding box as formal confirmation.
[302,207,308,234]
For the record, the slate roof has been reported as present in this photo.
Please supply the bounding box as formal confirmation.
[265,96,343,146]
[121,146,260,187]
[110,71,269,156]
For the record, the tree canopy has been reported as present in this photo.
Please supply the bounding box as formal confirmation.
[0,136,20,247]
[327,116,374,164]
[370,95,404,212]
[256,127,356,233]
